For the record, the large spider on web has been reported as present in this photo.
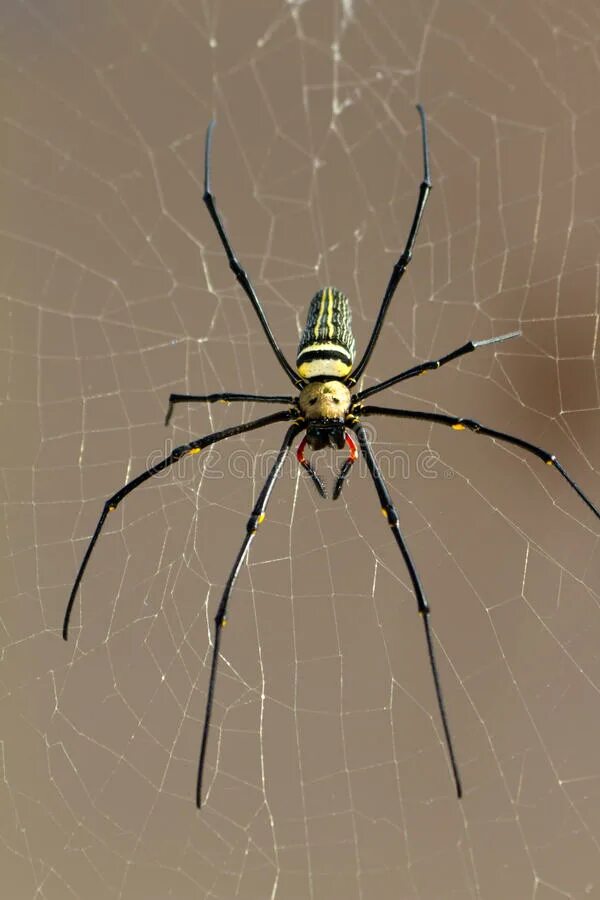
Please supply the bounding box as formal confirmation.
[63,106,600,807]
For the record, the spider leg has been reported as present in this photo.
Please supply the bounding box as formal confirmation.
[63,409,294,640]
[332,433,358,500]
[203,121,301,388]
[360,405,600,523]
[356,331,520,403]
[296,435,327,498]
[196,421,303,808]
[350,105,431,386]
[165,392,295,426]
[350,420,463,798]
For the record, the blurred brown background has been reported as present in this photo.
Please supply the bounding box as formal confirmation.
[3,1,600,898]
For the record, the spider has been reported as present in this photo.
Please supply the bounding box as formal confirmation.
[64,106,600,808]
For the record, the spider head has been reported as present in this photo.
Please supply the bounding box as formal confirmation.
[298,380,351,422]
[304,419,346,451]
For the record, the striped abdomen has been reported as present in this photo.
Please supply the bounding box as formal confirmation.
[296,288,355,379]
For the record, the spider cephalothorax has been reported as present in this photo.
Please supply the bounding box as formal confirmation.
[298,377,352,459]
[63,106,600,810]
[298,378,352,425]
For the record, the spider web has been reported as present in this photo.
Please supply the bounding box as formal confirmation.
[3,1,600,898]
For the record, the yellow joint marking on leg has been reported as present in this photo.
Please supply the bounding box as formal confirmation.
[381,508,388,519]
[221,617,227,628]
[108,504,117,512]
[452,423,466,430]
[219,399,230,404]
[257,513,266,524]
[186,447,201,456]
[546,458,554,466]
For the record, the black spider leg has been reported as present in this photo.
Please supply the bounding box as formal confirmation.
[63,409,295,640]
[296,435,327,499]
[203,121,302,388]
[332,432,358,500]
[360,406,600,523]
[298,459,327,499]
[196,421,303,808]
[350,421,463,798]
[165,392,295,426]
[356,331,521,403]
[349,105,431,386]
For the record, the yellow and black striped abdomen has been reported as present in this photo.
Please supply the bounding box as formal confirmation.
[296,288,355,379]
